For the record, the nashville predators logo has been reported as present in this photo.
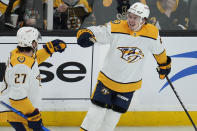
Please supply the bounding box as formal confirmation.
[117,47,144,63]
[17,56,25,63]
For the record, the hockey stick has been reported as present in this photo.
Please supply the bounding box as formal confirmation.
[166,76,197,131]
[0,101,50,131]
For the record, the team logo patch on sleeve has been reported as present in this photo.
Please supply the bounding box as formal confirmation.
[111,20,121,24]
[17,56,25,63]
[117,47,144,63]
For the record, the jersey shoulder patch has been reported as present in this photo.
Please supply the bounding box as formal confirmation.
[110,20,130,34]
[111,19,121,24]
[10,50,35,68]
[140,24,159,40]
[17,56,26,63]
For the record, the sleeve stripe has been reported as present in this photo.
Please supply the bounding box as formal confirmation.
[111,32,130,35]
[140,35,157,40]
[31,61,35,69]
[153,50,167,64]
[9,97,28,101]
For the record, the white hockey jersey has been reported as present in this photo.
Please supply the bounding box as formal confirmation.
[0,48,50,122]
[88,20,167,93]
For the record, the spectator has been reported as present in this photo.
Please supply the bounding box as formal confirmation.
[53,0,92,30]
[0,0,46,31]
[147,0,190,30]
[82,0,145,27]
[0,0,20,20]
[20,0,45,29]
[0,0,21,30]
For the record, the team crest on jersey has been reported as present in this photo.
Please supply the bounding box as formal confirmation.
[117,47,144,63]
[17,56,25,63]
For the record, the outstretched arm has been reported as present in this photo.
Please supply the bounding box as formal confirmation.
[77,23,112,47]
[36,39,67,65]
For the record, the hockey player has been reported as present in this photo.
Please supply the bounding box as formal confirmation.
[77,2,171,131]
[0,26,67,131]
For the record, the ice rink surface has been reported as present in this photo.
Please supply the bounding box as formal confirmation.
[0,126,194,131]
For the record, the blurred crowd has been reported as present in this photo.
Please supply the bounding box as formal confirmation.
[0,0,197,31]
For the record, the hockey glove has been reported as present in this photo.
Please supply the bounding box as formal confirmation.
[77,29,96,47]
[157,56,171,79]
[25,108,43,130]
[43,39,67,55]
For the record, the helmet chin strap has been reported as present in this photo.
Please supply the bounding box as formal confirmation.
[33,47,38,53]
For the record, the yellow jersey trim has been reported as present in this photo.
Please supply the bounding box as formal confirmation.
[0,111,27,123]
[10,49,35,69]
[97,72,142,93]
[36,48,51,65]
[10,97,35,115]
[153,50,167,64]
[111,20,158,39]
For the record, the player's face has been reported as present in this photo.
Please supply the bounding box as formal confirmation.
[127,13,144,31]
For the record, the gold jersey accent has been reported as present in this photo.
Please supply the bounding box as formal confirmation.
[10,49,35,68]
[80,128,87,131]
[153,50,167,64]
[0,111,27,123]
[36,48,51,65]
[110,20,159,39]
[98,72,142,93]
[9,97,35,115]
[10,48,50,67]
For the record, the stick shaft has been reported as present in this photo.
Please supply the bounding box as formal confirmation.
[166,76,197,131]
[0,101,50,131]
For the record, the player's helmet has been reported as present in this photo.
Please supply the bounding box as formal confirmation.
[128,2,150,19]
[17,27,41,48]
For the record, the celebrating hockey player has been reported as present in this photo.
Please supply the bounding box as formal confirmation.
[77,2,171,131]
[0,26,67,131]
